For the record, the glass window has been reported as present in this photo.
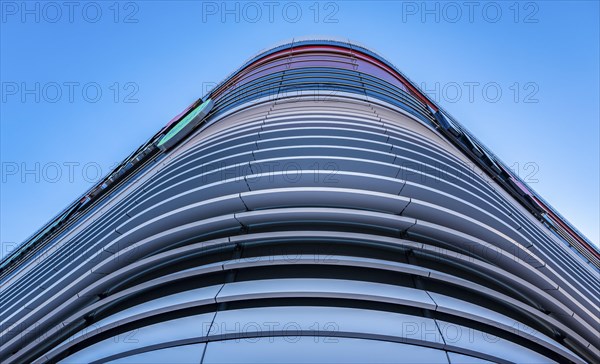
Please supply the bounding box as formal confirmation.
[447,352,495,364]
[203,337,448,364]
[59,313,214,364]
[106,344,205,364]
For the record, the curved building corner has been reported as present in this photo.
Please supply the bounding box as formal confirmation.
[1,38,598,364]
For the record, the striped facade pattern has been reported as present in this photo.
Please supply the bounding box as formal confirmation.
[1,39,598,364]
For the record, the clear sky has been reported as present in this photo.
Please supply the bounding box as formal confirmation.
[1,0,599,259]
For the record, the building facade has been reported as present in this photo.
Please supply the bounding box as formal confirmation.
[1,39,598,363]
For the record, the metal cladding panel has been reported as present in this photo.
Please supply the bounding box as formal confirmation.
[1,40,597,364]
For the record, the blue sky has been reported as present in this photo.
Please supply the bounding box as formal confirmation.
[1,0,599,259]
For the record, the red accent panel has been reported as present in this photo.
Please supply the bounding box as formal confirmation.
[211,44,438,111]
[532,195,600,260]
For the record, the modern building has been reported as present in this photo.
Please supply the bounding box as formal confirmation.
[1,38,598,364]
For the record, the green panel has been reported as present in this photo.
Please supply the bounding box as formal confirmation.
[157,99,211,148]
